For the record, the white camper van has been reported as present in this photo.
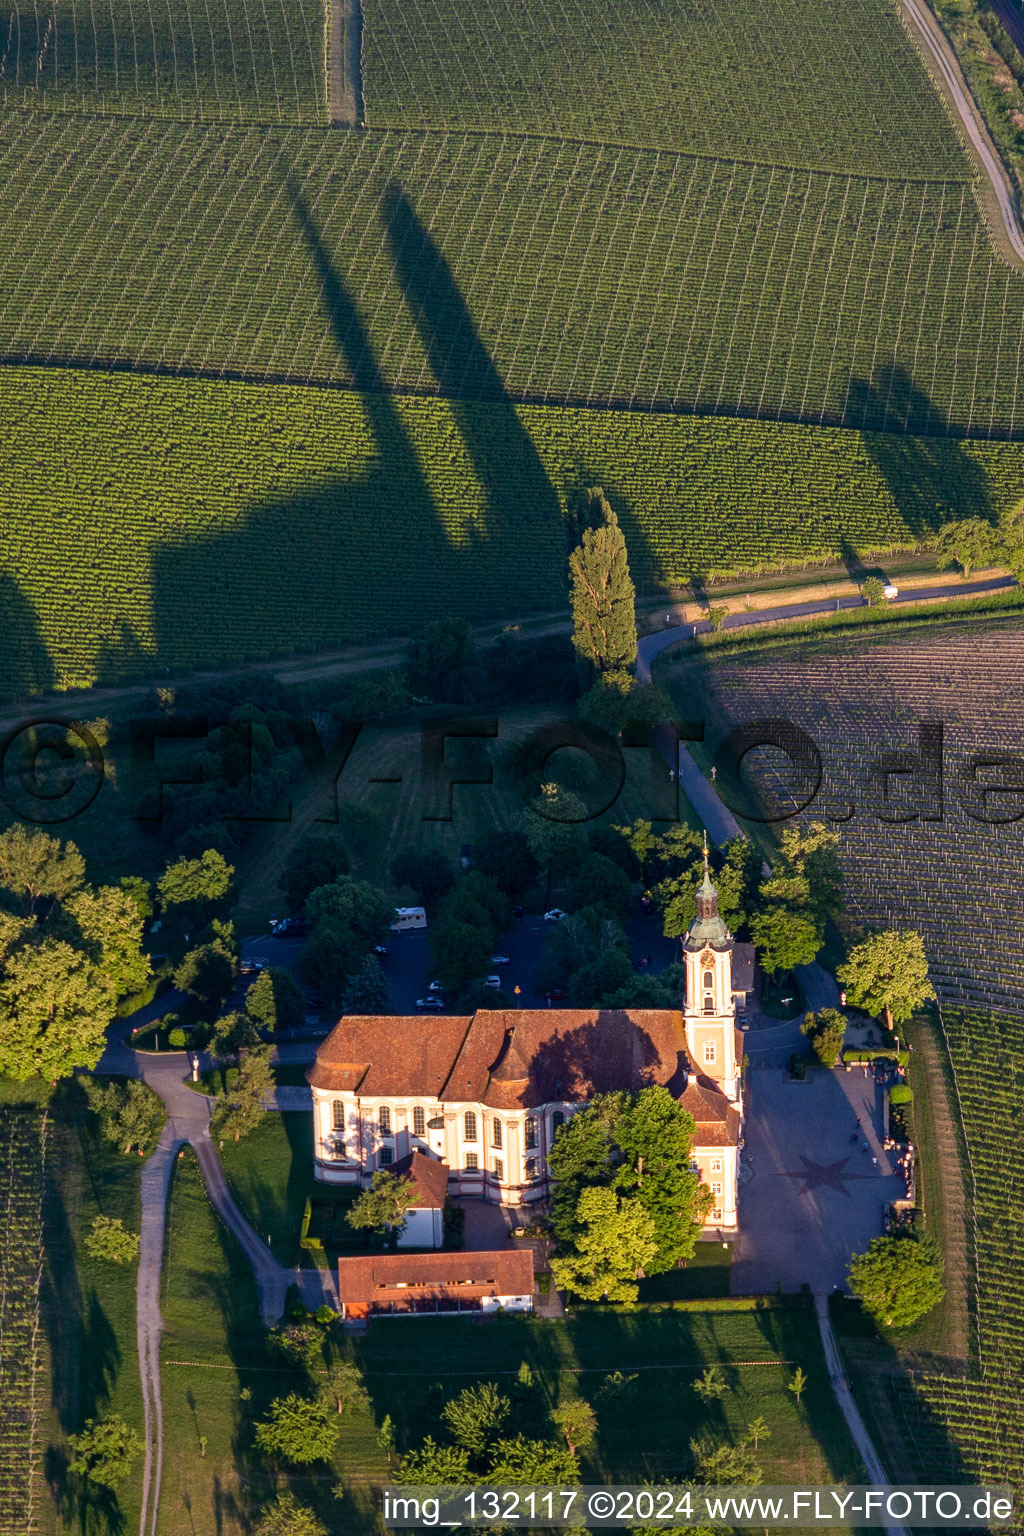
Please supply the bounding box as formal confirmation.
[390,906,427,932]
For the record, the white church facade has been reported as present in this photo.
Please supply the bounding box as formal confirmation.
[308,859,746,1233]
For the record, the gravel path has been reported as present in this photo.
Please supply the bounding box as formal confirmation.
[815,1296,909,1536]
[125,1047,294,1536]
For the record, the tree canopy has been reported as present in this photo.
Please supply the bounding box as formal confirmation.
[837,929,934,1030]
[568,491,637,674]
[254,1394,340,1464]
[67,1415,142,1487]
[346,1170,417,1238]
[551,1185,658,1302]
[0,831,149,1080]
[848,1230,945,1328]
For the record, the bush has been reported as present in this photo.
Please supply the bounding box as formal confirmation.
[168,1027,187,1049]
[889,1084,914,1105]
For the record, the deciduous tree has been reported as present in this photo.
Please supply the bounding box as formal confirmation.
[934,517,999,579]
[551,1398,597,1457]
[848,1231,945,1329]
[551,1186,658,1303]
[85,1215,140,1265]
[800,1008,847,1068]
[838,929,934,1031]
[441,1383,511,1456]
[67,1415,142,1487]
[254,1394,340,1464]
[254,1494,328,1536]
[245,966,306,1034]
[346,1170,417,1239]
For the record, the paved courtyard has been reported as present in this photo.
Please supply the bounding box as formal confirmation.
[732,1065,906,1295]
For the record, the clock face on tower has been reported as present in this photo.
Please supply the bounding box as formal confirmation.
[699,948,716,967]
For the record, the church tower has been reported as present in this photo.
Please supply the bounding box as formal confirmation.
[682,835,740,1103]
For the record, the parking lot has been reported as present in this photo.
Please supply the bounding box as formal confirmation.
[241,911,678,1022]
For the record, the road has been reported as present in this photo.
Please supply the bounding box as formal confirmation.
[899,0,1024,265]
[636,573,1016,683]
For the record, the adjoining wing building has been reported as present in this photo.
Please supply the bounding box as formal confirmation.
[308,860,748,1233]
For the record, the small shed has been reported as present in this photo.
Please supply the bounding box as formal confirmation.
[392,1150,449,1249]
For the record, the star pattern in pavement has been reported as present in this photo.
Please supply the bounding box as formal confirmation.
[779,1155,877,1197]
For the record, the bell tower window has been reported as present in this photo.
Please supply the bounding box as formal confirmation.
[703,970,714,989]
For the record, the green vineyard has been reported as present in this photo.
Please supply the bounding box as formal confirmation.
[360,0,964,174]
[0,1110,47,1532]
[2,119,1024,432]
[3,365,1024,696]
[906,1007,1024,1496]
[0,0,326,120]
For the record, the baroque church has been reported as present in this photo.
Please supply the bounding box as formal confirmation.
[308,856,747,1234]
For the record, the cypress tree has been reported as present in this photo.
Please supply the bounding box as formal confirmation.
[568,490,637,673]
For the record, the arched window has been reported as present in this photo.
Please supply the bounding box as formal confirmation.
[703,969,714,989]
[412,1106,426,1137]
[464,1111,477,1141]
[552,1110,565,1137]
[492,1119,503,1150]
[524,1117,538,1150]
[378,1105,392,1135]
[332,1100,345,1130]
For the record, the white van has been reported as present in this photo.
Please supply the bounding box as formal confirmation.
[390,906,427,932]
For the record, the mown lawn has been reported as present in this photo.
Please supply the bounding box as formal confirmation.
[37,1083,153,1536]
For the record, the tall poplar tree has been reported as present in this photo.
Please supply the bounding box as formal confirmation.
[569,490,637,674]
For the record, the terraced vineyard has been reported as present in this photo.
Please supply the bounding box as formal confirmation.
[666,632,1024,1498]
[361,0,966,175]
[900,1006,1024,1495]
[675,624,1024,1011]
[5,364,1024,694]
[0,0,326,120]
[2,119,1024,433]
[0,1110,47,1532]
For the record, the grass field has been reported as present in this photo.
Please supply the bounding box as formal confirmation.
[5,364,1024,697]
[37,1094,147,1536]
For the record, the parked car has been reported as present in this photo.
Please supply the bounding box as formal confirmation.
[272,916,308,937]
[491,954,510,966]
[427,979,444,993]
[547,986,569,1002]
[484,975,502,989]
[544,908,568,922]
[416,996,445,1012]
[373,943,388,956]
[240,956,268,976]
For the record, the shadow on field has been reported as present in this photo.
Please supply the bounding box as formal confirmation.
[845,372,995,572]
[146,181,571,673]
[0,570,53,702]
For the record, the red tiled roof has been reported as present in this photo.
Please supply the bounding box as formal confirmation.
[390,1150,449,1210]
[306,1014,473,1094]
[337,1248,534,1304]
[680,1077,741,1147]
[445,1009,689,1108]
[310,1008,737,1142]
